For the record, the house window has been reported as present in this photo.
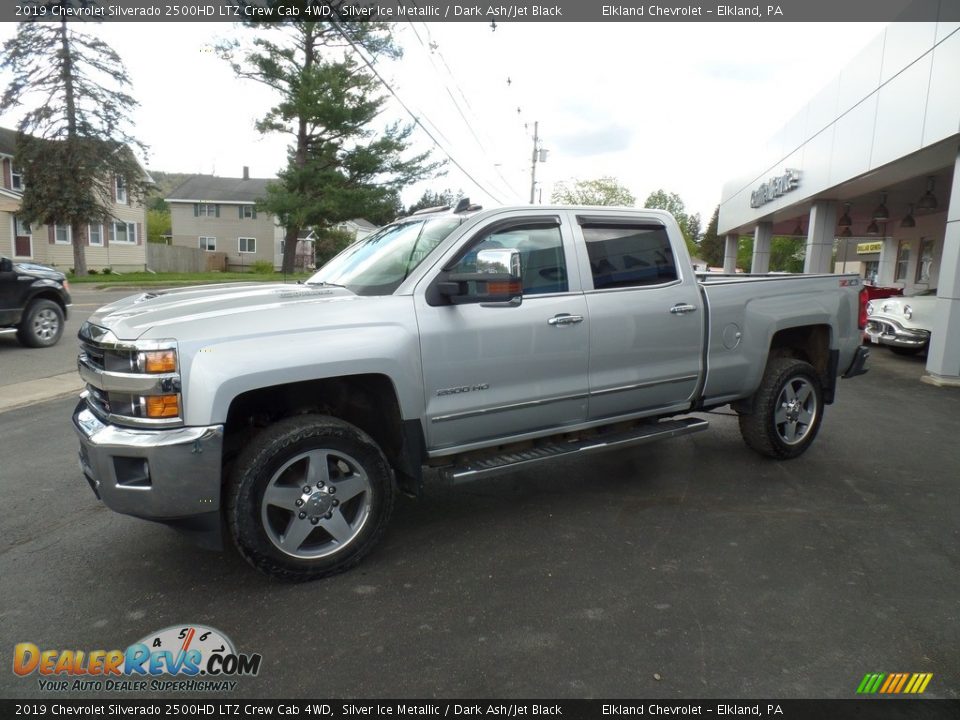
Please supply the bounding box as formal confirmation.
[11,167,23,191]
[113,221,136,244]
[55,224,72,244]
[115,176,127,204]
[194,203,219,217]
[239,205,256,219]
[199,236,216,252]
[239,237,256,254]
[15,216,30,236]
[88,224,103,246]
[915,238,934,284]
[894,240,911,282]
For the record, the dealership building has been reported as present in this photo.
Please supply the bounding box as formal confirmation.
[718,21,960,386]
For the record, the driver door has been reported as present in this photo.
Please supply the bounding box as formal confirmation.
[415,214,590,453]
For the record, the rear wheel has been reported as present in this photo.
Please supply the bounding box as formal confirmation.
[738,357,823,459]
[226,415,395,581]
[17,299,64,348]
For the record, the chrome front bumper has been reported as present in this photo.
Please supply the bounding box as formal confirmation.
[72,401,223,522]
[864,318,930,349]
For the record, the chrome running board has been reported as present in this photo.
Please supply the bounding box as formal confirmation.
[440,417,709,484]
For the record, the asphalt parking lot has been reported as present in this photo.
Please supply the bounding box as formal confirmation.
[0,323,957,700]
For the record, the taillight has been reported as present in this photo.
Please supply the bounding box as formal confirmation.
[858,288,868,330]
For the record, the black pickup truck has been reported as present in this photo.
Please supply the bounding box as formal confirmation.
[0,256,71,348]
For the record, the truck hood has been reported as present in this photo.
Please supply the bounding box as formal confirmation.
[87,282,361,341]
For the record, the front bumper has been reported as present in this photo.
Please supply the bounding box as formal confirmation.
[864,317,931,349]
[72,400,223,523]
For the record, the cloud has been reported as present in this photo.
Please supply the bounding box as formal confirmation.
[553,124,635,158]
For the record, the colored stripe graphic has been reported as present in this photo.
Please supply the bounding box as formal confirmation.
[857,672,932,694]
[857,673,886,694]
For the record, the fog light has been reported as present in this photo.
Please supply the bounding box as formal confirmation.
[145,395,180,418]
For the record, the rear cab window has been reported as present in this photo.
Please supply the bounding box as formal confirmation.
[581,223,678,290]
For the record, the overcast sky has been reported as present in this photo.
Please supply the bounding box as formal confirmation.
[0,20,886,221]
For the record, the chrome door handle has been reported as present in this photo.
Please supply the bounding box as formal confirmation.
[548,314,584,326]
[669,303,698,315]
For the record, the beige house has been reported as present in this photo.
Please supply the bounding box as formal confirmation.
[166,170,299,272]
[0,128,148,272]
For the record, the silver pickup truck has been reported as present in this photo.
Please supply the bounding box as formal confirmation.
[73,204,869,580]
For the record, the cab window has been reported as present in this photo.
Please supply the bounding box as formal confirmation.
[450,222,568,295]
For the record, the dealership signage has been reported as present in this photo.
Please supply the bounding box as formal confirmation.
[750,168,801,208]
[857,242,883,254]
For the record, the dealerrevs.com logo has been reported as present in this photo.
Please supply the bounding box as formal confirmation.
[13,624,262,692]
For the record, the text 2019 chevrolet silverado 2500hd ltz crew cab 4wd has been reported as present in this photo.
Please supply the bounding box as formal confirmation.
[73,203,868,580]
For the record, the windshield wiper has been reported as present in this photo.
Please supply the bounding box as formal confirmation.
[305,280,346,288]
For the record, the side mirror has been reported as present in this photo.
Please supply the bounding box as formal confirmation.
[0,257,13,272]
[437,248,523,306]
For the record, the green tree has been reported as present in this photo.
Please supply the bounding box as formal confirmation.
[644,189,697,256]
[737,235,806,273]
[145,170,194,212]
[147,209,171,244]
[551,176,636,206]
[699,205,723,267]
[407,188,464,215]
[223,18,441,273]
[0,10,148,276]
[313,226,355,268]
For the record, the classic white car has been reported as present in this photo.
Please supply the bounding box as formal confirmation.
[865,289,938,355]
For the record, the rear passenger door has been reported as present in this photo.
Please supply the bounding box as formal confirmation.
[573,214,703,420]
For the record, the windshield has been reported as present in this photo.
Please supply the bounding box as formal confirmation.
[307,216,463,296]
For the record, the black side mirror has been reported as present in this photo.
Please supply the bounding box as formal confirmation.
[437,248,523,306]
[0,257,13,272]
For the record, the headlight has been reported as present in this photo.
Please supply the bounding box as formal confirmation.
[903,304,913,320]
[866,301,875,316]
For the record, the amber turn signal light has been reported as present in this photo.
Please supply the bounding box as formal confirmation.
[145,395,180,418]
[141,350,177,373]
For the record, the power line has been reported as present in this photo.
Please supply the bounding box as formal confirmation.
[403,18,524,201]
[329,19,507,205]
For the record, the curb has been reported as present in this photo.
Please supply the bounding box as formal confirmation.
[0,373,84,415]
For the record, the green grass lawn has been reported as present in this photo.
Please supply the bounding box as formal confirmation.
[68,271,313,285]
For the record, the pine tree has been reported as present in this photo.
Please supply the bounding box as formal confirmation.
[223,18,441,274]
[0,11,148,276]
[698,205,723,267]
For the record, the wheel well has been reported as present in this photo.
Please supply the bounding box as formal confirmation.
[223,374,416,488]
[768,325,831,378]
[27,291,67,314]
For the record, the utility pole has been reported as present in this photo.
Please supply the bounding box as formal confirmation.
[529,121,539,204]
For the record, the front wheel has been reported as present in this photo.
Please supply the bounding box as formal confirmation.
[17,299,64,348]
[226,415,395,581]
[738,357,823,459]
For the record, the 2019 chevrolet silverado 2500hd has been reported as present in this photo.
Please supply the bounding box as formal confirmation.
[72,204,868,580]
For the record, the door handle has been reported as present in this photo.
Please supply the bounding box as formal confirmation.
[669,303,698,315]
[548,314,584,326]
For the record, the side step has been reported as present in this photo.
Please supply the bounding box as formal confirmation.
[440,417,709,484]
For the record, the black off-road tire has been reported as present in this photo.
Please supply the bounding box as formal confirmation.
[226,414,396,582]
[738,357,824,460]
[17,299,64,348]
